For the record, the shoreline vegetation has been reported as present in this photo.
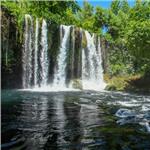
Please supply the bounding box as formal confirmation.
[105,74,150,93]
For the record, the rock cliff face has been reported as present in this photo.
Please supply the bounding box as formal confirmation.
[1,8,108,89]
[1,7,22,88]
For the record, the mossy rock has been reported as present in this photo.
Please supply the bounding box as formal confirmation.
[71,79,82,90]
[81,31,87,48]
[104,74,130,91]
[105,85,117,91]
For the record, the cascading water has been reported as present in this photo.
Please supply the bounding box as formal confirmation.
[22,14,33,88]
[97,37,106,89]
[68,26,75,88]
[71,26,75,81]
[82,31,106,90]
[22,17,49,89]
[34,18,39,87]
[53,25,71,88]
[40,19,49,87]
[22,15,106,91]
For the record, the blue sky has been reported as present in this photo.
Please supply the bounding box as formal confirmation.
[77,0,135,9]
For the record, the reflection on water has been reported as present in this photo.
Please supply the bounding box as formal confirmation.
[63,98,82,149]
[1,90,150,150]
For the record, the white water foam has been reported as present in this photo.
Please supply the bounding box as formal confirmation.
[82,31,106,91]
[53,25,71,88]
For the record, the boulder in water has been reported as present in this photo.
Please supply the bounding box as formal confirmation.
[143,111,150,121]
[139,121,150,133]
[115,108,135,118]
[71,79,83,90]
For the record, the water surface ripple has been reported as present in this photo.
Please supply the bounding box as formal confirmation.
[2,90,150,150]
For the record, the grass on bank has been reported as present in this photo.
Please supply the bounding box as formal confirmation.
[104,74,150,93]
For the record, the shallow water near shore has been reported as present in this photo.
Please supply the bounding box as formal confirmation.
[1,90,150,150]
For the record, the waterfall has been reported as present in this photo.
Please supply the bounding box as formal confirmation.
[22,15,106,91]
[22,17,49,89]
[68,26,75,88]
[40,19,49,86]
[82,31,106,90]
[34,18,39,87]
[53,25,71,88]
[22,14,33,88]
[71,26,75,80]
[97,37,106,89]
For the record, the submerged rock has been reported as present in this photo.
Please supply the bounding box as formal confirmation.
[115,108,150,133]
[115,108,135,118]
[143,111,150,121]
[139,121,150,133]
[117,118,135,125]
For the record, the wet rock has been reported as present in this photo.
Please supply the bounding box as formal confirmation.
[105,85,116,91]
[143,111,150,121]
[115,108,135,118]
[117,117,136,125]
[139,121,150,133]
[115,108,150,133]
[71,79,82,90]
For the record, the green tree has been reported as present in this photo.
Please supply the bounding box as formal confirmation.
[77,1,95,32]
[120,0,130,13]
[94,6,107,33]
[110,0,121,15]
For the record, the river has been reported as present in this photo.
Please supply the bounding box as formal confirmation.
[1,90,150,150]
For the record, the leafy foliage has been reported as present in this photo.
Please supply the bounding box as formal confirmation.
[1,0,80,26]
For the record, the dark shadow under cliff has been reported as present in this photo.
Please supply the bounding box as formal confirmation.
[1,7,22,89]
